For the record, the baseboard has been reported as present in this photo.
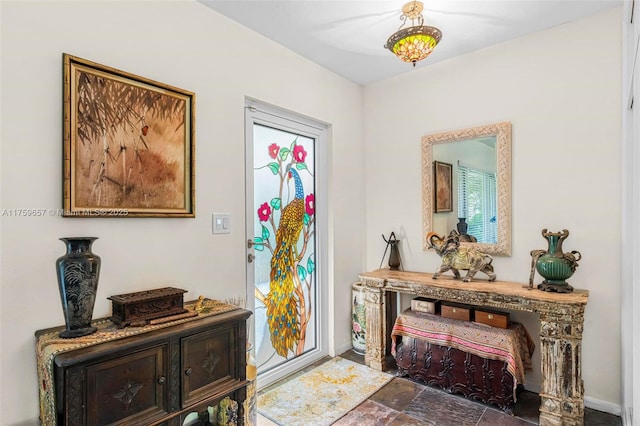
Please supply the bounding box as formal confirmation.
[514,386,621,417]
[584,396,622,416]
[334,341,354,357]
[621,407,632,425]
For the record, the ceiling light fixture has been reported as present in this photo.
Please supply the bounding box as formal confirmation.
[384,1,442,66]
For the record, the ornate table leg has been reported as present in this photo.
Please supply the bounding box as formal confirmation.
[363,284,386,371]
[539,307,586,426]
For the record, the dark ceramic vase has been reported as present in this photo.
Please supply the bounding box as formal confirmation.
[388,241,401,270]
[457,218,468,235]
[56,237,101,338]
[381,232,402,270]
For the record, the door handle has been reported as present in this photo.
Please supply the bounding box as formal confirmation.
[247,239,265,249]
[248,253,255,263]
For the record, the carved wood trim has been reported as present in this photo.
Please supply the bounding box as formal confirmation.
[112,378,143,408]
[66,367,84,426]
[170,341,180,411]
[201,342,221,377]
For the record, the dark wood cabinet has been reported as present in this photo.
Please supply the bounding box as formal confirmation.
[37,309,251,426]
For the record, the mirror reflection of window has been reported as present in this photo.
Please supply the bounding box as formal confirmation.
[422,121,511,255]
[457,165,497,244]
[432,136,497,241]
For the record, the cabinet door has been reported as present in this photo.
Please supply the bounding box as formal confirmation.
[181,324,239,407]
[86,345,168,425]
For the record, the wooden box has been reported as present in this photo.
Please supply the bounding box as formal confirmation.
[108,287,188,327]
[474,308,510,329]
[441,302,473,321]
[411,297,441,315]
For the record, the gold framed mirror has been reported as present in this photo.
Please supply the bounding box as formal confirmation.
[422,122,511,256]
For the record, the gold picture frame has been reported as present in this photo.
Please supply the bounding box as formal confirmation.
[63,54,195,217]
[433,160,453,213]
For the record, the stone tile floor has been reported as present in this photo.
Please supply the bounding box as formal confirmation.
[257,350,622,425]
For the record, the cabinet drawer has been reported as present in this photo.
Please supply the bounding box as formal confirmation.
[181,325,239,407]
[411,297,441,315]
[474,309,509,329]
[441,303,473,321]
[86,345,168,425]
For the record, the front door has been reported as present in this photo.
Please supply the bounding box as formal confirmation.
[245,100,327,388]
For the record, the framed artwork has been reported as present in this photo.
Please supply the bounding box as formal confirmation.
[433,161,453,213]
[63,54,195,217]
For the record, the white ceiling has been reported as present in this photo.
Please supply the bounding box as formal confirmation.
[199,0,621,86]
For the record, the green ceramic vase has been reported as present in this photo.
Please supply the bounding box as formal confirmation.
[533,229,581,293]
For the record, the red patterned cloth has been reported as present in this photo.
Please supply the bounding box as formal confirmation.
[391,309,535,397]
[36,299,238,426]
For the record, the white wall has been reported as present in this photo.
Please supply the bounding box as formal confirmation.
[0,1,364,424]
[363,7,622,411]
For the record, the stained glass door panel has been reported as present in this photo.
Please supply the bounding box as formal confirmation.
[250,123,318,377]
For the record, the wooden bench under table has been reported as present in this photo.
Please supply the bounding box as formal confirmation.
[391,309,535,412]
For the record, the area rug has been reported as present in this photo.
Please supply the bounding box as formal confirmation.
[257,357,394,426]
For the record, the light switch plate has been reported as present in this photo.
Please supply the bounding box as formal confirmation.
[212,213,231,234]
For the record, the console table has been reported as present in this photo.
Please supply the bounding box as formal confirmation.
[359,269,589,426]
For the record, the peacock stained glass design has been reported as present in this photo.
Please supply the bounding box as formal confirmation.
[252,124,317,371]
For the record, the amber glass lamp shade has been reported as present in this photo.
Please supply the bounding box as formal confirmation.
[384,1,442,66]
[386,26,441,66]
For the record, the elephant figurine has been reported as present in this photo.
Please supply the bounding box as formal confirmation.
[427,230,496,282]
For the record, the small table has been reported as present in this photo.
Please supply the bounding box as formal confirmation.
[359,269,588,426]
